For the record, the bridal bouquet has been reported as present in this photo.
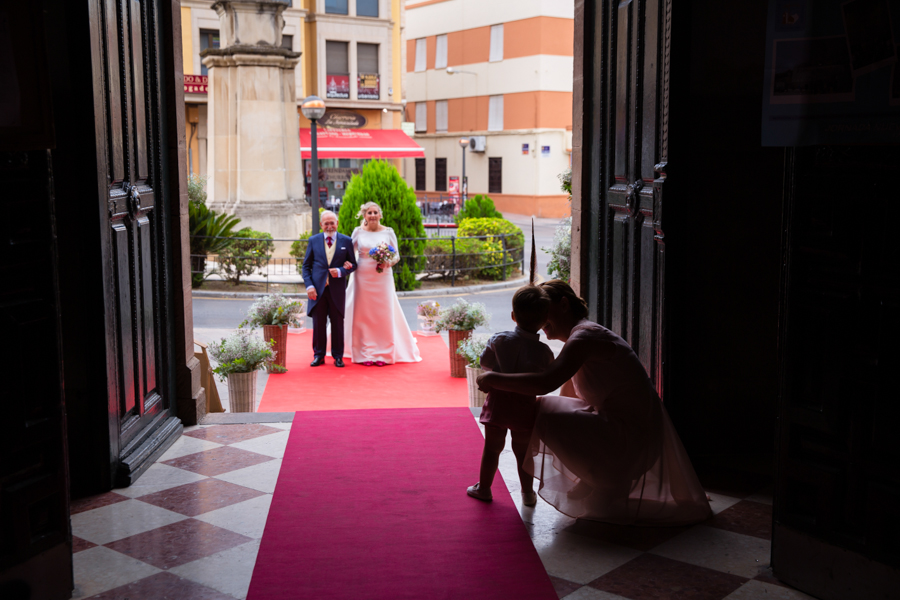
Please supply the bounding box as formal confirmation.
[368,242,397,273]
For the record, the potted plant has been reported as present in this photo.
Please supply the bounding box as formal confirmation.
[435,298,490,378]
[416,301,441,336]
[457,334,490,407]
[240,294,305,371]
[208,330,275,412]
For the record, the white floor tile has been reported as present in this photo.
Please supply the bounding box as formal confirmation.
[228,430,290,458]
[563,587,632,600]
[707,491,744,515]
[650,525,770,579]
[113,463,208,498]
[71,546,160,598]
[265,421,293,430]
[71,499,187,545]
[195,495,273,539]
[159,435,223,461]
[169,539,261,600]
[214,459,283,494]
[532,530,641,584]
[724,579,818,600]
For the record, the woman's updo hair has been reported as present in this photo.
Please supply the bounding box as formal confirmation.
[540,279,589,320]
[356,201,383,227]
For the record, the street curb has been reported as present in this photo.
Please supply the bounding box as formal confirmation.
[191,275,530,300]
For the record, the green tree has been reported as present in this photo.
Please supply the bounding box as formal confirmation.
[337,160,426,291]
[454,194,503,223]
[218,228,272,286]
[187,174,241,288]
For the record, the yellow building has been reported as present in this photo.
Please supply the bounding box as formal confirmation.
[180,0,410,203]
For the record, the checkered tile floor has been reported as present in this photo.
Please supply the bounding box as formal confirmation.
[70,420,816,600]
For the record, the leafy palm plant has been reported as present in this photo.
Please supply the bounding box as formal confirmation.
[187,175,241,288]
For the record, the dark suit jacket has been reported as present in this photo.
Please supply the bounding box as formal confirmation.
[301,232,357,316]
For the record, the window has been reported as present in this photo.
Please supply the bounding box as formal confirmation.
[415,158,426,191]
[325,0,348,15]
[435,34,448,69]
[415,103,427,132]
[357,0,379,17]
[488,157,502,194]
[489,24,503,62]
[281,34,293,51]
[435,158,447,192]
[326,41,350,99]
[435,100,448,133]
[488,95,504,131]
[415,38,426,72]
[357,43,379,100]
[199,29,220,76]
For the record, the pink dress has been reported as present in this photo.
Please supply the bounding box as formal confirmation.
[528,320,712,526]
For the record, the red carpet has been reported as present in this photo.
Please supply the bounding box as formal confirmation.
[247,408,557,600]
[257,331,468,412]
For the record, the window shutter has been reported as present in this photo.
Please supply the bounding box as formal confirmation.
[358,43,379,73]
[415,38,427,72]
[326,41,349,74]
[489,157,502,194]
[488,95,504,131]
[415,158,426,191]
[415,103,427,132]
[489,25,504,62]
[435,35,448,70]
[436,100,448,133]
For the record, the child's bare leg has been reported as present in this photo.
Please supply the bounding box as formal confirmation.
[478,425,507,490]
[511,429,534,491]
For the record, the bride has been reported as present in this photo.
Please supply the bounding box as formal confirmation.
[343,202,422,366]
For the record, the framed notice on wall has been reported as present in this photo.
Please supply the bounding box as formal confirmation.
[762,0,900,145]
[357,73,380,100]
[326,74,350,99]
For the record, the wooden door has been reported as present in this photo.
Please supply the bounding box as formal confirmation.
[92,0,180,486]
[589,0,670,395]
[773,146,900,598]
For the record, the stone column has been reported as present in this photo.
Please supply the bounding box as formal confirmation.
[202,0,308,241]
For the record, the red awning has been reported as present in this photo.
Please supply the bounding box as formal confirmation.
[299,128,425,159]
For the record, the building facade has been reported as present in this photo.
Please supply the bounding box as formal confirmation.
[402,0,574,218]
[180,0,408,206]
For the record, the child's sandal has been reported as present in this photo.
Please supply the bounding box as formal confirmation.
[466,483,493,502]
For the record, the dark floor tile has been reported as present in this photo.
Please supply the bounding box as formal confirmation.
[708,500,772,540]
[754,563,789,588]
[84,572,234,600]
[589,553,747,600]
[70,491,129,515]
[162,445,274,477]
[104,519,252,570]
[137,478,265,517]
[693,463,772,500]
[566,519,692,552]
[183,423,282,445]
[72,536,96,553]
[549,575,585,599]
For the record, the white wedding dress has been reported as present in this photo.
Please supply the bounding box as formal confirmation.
[344,227,422,364]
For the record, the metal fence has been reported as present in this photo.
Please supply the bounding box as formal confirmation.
[190,231,523,292]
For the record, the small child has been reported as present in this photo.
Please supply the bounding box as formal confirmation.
[467,285,554,507]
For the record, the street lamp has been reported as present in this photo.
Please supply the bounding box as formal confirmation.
[459,137,469,207]
[301,95,326,233]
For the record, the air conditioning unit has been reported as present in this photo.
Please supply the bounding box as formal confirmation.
[468,136,486,152]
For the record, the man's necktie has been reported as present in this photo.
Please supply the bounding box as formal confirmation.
[326,237,333,248]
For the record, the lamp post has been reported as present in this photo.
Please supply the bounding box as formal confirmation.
[459,137,469,208]
[301,95,326,233]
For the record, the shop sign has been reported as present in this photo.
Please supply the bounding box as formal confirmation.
[184,74,208,94]
[449,176,460,201]
[326,74,350,99]
[320,110,367,129]
[357,73,380,100]
[320,167,360,182]
[521,143,529,155]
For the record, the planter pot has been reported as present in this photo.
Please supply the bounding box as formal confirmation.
[448,329,472,378]
[466,365,487,408]
[263,324,288,370]
[417,315,439,337]
[227,371,258,413]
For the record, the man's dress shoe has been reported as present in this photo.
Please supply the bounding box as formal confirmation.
[310,357,325,367]
[334,358,345,368]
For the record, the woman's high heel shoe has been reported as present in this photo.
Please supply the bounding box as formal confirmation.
[363,361,374,366]
[375,361,386,367]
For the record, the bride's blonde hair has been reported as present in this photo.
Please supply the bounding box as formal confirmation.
[356,201,383,227]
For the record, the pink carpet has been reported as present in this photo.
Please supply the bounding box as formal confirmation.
[247,408,557,600]
[257,331,468,412]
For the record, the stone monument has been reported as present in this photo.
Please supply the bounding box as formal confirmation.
[202,0,308,241]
